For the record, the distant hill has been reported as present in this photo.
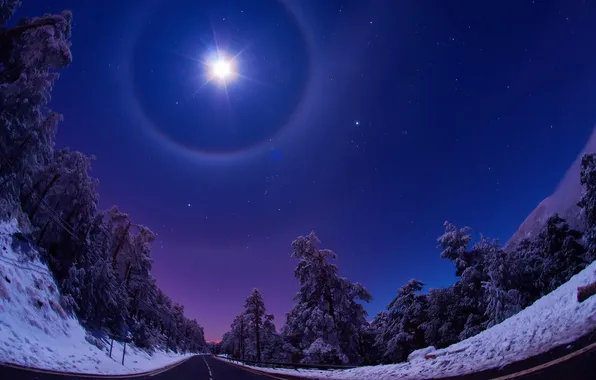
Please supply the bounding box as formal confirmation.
[505,127,596,250]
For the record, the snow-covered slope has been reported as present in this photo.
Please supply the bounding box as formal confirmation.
[0,220,193,374]
[221,261,596,379]
[505,127,596,250]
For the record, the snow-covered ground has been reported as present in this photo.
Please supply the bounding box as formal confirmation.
[220,261,596,379]
[0,220,195,374]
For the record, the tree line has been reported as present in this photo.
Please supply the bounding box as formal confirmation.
[0,2,206,353]
[218,156,596,365]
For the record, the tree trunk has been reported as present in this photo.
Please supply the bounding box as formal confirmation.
[29,173,61,220]
[124,261,132,289]
[255,308,261,361]
[240,318,246,361]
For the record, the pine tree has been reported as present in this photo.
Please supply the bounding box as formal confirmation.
[381,279,427,362]
[0,0,21,25]
[260,313,283,361]
[0,3,208,355]
[533,215,586,294]
[438,221,473,276]
[244,288,266,361]
[579,153,596,263]
[438,222,488,340]
[281,231,372,365]
[0,8,72,220]
[420,286,459,348]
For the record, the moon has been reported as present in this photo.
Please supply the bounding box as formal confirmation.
[212,60,231,79]
[208,57,235,82]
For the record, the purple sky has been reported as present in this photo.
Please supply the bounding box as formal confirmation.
[20,0,596,340]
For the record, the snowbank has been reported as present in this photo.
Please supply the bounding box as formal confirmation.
[221,261,596,379]
[0,220,193,374]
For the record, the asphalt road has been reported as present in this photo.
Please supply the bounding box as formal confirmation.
[1,345,595,380]
[0,355,304,380]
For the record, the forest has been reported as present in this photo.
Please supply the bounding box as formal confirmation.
[2,1,596,366]
[217,181,596,365]
[0,2,206,353]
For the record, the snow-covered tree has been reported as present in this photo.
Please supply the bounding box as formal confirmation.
[0,8,72,220]
[376,279,427,363]
[579,153,596,263]
[260,313,283,361]
[220,289,282,361]
[438,221,473,276]
[420,287,459,348]
[371,311,390,361]
[438,222,489,339]
[224,312,250,360]
[533,215,586,294]
[27,149,99,279]
[244,288,266,361]
[0,0,21,25]
[281,231,372,365]
[0,4,207,355]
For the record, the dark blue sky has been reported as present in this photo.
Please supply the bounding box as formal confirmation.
[20,0,596,340]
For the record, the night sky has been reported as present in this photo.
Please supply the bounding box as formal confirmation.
[19,0,596,341]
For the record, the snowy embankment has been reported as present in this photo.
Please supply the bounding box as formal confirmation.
[0,220,194,374]
[221,262,596,380]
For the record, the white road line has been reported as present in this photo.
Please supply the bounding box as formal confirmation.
[202,356,214,380]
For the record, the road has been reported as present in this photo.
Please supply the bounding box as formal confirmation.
[0,355,304,380]
[1,345,595,380]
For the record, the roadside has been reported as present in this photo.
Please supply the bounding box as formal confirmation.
[211,356,308,380]
[0,355,198,379]
[218,328,596,380]
[437,328,596,380]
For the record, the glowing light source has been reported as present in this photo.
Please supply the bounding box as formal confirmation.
[211,60,231,79]
[207,55,236,83]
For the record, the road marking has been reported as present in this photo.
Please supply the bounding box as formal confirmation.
[490,341,596,380]
[213,357,295,380]
[202,356,214,380]
[0,355,195,378]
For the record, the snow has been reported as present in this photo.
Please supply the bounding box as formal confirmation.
[506,126,596,250]
[0,220,195,374]
[406,347,436,363]
[219,261,596,379]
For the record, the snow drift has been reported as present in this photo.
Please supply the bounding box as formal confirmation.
[0,220,192,374]
[506,126,596,250]
[220,260,596,379]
